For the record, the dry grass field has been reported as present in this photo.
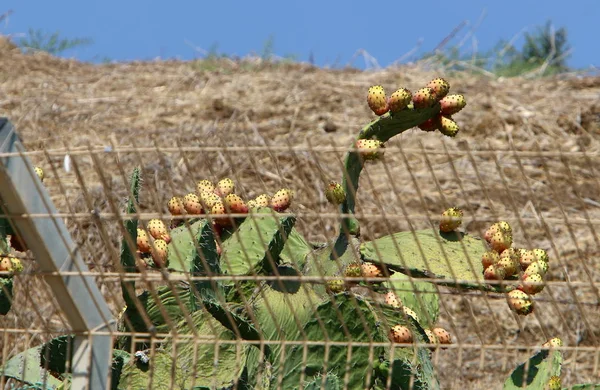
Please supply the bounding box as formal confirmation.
[1,35,600,388]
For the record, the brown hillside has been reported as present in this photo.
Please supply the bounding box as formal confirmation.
[1,35,600,388]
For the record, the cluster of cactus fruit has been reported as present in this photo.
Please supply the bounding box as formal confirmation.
[0,81,576,389]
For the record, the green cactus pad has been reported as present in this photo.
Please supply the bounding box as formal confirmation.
[383,273,440,328]
[220,210,295,277]
[188,219,223,308]
[166,219,212,273]
[503,350,562,390]
[40,334,75,375]
[120,310,253,389]
[304,373,342,389]
[279,228,312,269]
[0,277,13,315]
[0,345,63,387]
[360,229,494,290]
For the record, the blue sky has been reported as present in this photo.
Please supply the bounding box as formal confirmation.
[1,1,598,69]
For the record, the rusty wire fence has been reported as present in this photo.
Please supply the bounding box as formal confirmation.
[1,115,599,390]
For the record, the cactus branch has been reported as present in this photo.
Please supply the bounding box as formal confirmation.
[332,104,441,259]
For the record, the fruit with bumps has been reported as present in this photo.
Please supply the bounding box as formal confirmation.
[507,289,534,315]
[151,239,169,268]
[439,207,463,232]
[183,193,203,215]
[387,88,412,113]
[546,376,561,390]
[489,231,512,253]
[519,250,537,269]
[542,337,563,348]
[147,219,170,242]
[253,194,271,208]
[34,166,44,182]
[384,291,402,309]
[412,87,436,109]
[367,85,389,116]
[355,139,385,161]
[497,221,512,234]
[424,329,438,345]
[484,221,512,242]
[432,328,452,345]
[10,258,23,273]
[223,194,249,214]
[484,264,506,281]
[136,228,152,253]
[532,248,549,263]
[199,192,221,212]
[325,181,346,205]
[211,201,232,227]
[389,325,413,343]
[344,262,362,278]
[426,78,450,99]
[326,279,345,294]
[196,179,215,194]
[519,273,545,295]
[481,251,501,269]
[361,262,382,278]
[247,200,257,209]
[0,257,13,273]
[499,248,520,276]
[270,188,294,212]
[417,116,441,132]
[524,261,548,277]
[215,178,235,197]
[402,307,420,323]
[440,94,466,116]
[167,196,185,215]
[438,115,460,137]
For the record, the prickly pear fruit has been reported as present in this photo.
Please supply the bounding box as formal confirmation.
[546,376,561,390]
[507,289,534,315]
[0,257,13,272]
[196,179,215,194]
[532,248,549,263]
[361,262,382,278]
[439,207,463,232]
[384,291,402,309]
[484,222,512,242]
[417,115,441,132]
[524,261,548,277]
[223,194,249,214]
[167,196,185,215]
[355,139,385,161]
[200,191,221,212]
[147,219,169,241]
[270,188,294,212]
[498,248,520,276]
[34,166,44,182]
[325,181,346,205]
[424,329,438,345]
[484,264,506,281]
[10,258,23,273]
[326,279,346,294]
[388,88,412,113]
[183,193,203,215]
[426,77,450,100]
[344,262,362,278]
[253,194,271,208]
[542,337,563,348]
[481,251,501,269]
[438,115,460,137]
[440,94,466,116]
[489,232,512,253]
[247,199,257,209]
[518,249,536,269]
[389,325,413,343]
[215,178,235,197]
[151,239,169,268]
[412,87,436,109]
[211,201,232,227]
[367,85,389,116]
[519,273,545,295]
[402,307,420,323]
[432,327,452,345]
[136,228,152,253]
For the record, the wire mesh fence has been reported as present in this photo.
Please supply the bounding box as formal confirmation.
[0,57,599,389]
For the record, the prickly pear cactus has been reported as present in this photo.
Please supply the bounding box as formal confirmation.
[503,350,562,390]
[384,273,440,328]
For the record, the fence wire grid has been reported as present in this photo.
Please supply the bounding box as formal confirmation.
[1,121,599,390]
